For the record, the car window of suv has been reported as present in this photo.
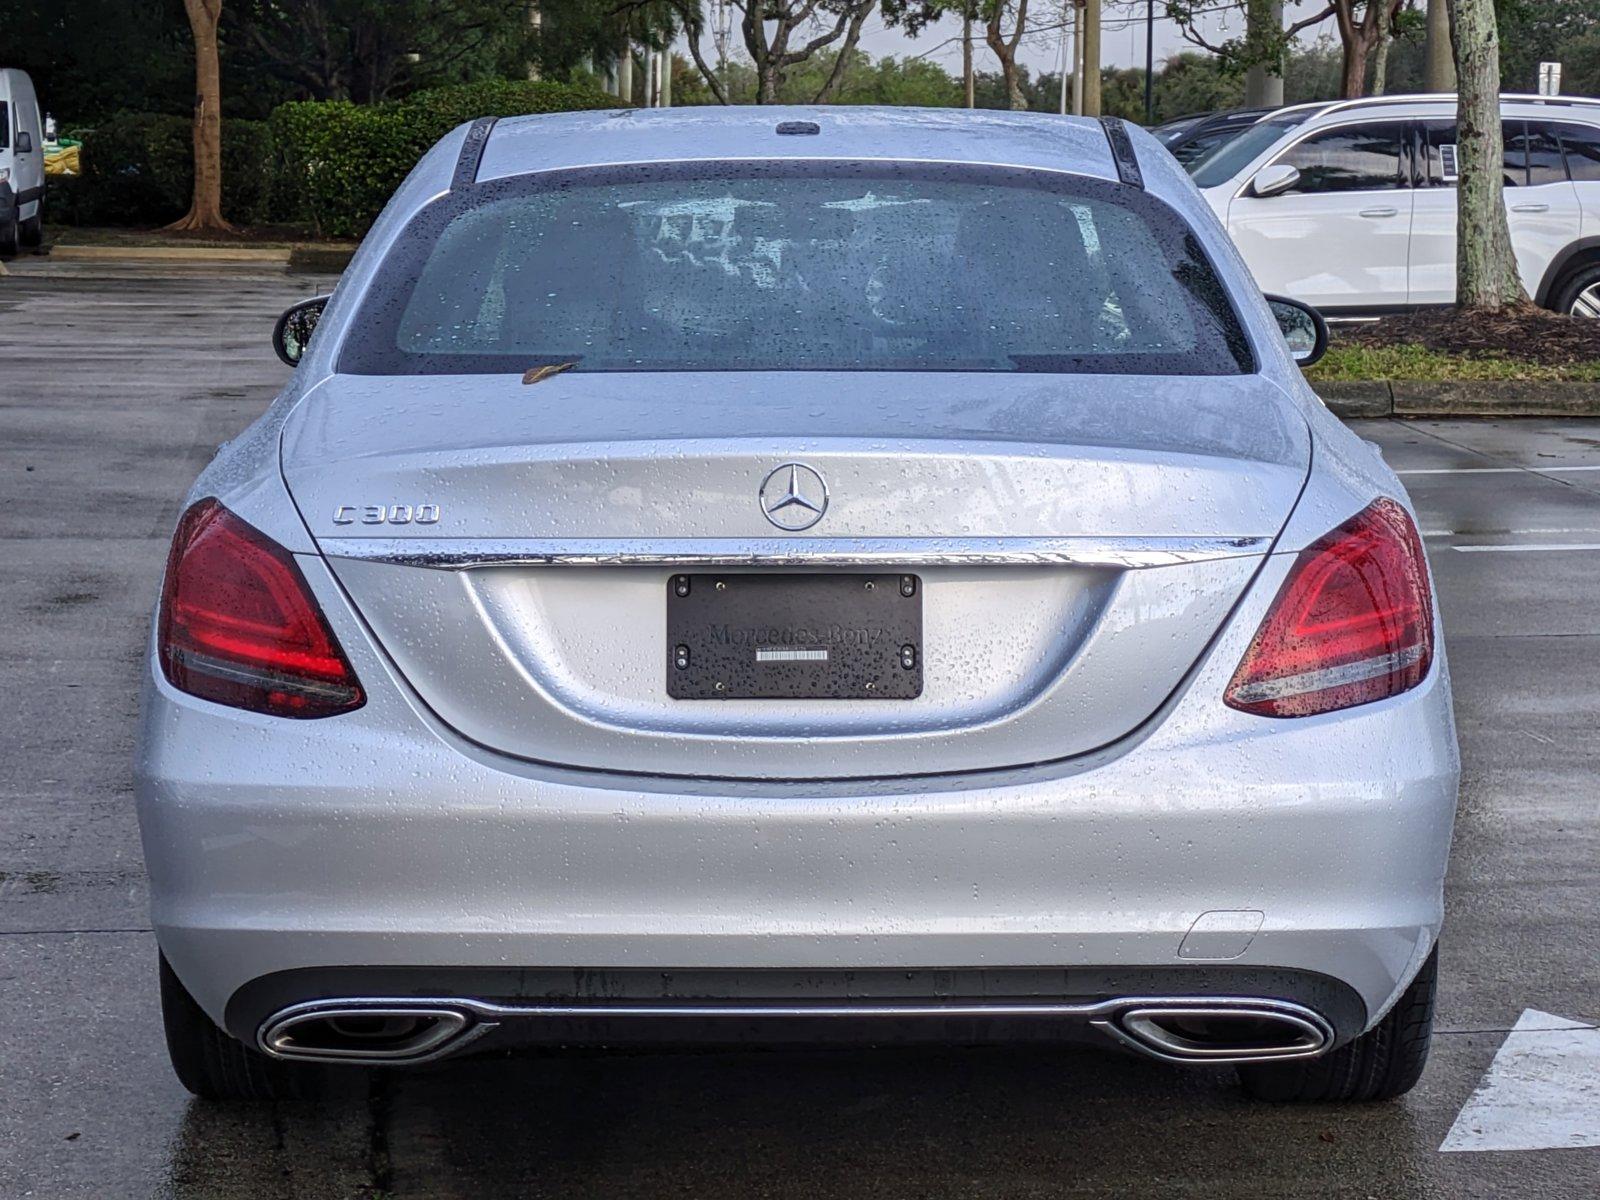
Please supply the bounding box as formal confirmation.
[1420,120,1527,186]
[1556,122,1600,183]
[1173,128,1241,167]
[1524,121,1569,185]
[1270,122,1406,194]
[1188,111,1310,186]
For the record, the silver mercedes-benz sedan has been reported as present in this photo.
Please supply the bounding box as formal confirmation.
[136,107,1458,1104]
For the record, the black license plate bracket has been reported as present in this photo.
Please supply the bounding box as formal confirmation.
[666,573,923,700]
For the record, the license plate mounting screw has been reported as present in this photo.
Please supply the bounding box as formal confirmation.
[674,645,691,670]
[900,576,916,597]
[673,576,690,597]
[900,644,917,669]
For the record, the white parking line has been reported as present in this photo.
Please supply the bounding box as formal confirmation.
[1453,543,1600,553]
[1422,528,1600,537]
[1399,466,1600,475]
[1441,1009,1600,1153]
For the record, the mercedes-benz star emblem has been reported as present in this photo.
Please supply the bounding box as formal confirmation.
[759,463,829,531]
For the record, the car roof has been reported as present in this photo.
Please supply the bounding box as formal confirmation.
[475,106,1124,185]
[1271,92,1600,126]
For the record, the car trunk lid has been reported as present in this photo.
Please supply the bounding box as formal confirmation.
[283,371,1307,779]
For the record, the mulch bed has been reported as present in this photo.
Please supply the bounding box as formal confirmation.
[1334,307,1600,367]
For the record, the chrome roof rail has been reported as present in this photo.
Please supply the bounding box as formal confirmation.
[1287,92,1600,120]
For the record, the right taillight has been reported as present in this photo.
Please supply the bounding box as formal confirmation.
[1225,498,1433,718]
[158,498,364,718]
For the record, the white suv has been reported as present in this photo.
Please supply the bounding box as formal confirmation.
[1189,93,1600,316]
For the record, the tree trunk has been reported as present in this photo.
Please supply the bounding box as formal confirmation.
[1339,31,1369,98]
[1425,0,1455,91]
[1244,0,1284,107]
[962,15,974,109]
[1448,0,1527,309]
[813,6,875,103]
[167,0,233,234]
[985,5,1026,112]
[1370,23,1392,95]
[1081,0,1101,117]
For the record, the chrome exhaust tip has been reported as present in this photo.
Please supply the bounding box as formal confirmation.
[259,1002,490,1064]
[1096,998,1333,1064]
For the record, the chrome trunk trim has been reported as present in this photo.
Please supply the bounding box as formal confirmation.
[316,535,1271,572]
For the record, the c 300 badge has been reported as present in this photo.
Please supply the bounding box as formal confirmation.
[332,504,440,526]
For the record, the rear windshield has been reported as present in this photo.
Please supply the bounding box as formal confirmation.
[342,160,1253,376]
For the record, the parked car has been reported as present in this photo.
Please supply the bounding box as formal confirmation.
[1189,92,1600,316]
[137,107,1458,1105]
[1152,106,1275,168]
[0,67,45,255]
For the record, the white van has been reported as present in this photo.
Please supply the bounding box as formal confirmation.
[1,68,45,255]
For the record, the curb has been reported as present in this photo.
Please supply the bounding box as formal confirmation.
[1314,380,1600,418]
[49,244,292,263]
[287,245,357,273]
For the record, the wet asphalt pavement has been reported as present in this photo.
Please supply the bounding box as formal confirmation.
[1,260,1596,1198]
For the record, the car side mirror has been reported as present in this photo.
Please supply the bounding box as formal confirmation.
[272,295,330,366]
[15,131,32,154]
[1249,163,1300,198]
[1264,295,1329,367]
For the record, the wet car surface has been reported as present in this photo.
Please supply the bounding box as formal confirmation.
[2,261,1596,1197]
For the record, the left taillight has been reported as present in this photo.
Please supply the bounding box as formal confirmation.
[158,498,364,718]
[1224,498,1434,718]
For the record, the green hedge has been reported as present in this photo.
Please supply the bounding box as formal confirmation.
[273,79,615,238]
[53,80,613,234]
[68,113,277,226]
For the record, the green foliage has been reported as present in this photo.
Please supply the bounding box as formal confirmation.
[702,49,962,106]
[399,79,617,142]
[1310,343,1600,382]
[5,0,291,122]
[229,0,544,104]
[71,113,279,226]
[530,0,684,81]
[1498,0,1600,94]
[271,80,615,237]
[268,103,416,237]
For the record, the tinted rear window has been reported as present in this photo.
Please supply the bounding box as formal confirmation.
[1558,122,1600,182]
[342,161,1253,377]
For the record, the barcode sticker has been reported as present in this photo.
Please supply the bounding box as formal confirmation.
[755,647,829,663]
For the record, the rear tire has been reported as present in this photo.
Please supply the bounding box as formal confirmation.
[1236,946,1437,1103]
[0,214,17,257]
[1550,262,1600,318]
[159,952,326,1102]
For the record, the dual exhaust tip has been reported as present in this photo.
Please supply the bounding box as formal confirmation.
[259,996,1333,1068]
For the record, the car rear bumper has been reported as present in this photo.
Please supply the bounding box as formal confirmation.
[137,608,1459,1055]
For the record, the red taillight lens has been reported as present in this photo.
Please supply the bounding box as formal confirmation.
[1225,498,1433,718]
[158,499,364,718]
